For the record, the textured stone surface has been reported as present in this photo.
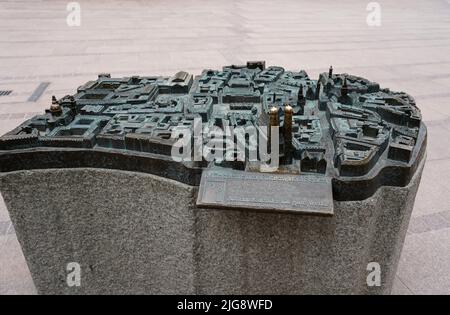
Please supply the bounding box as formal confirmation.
[0,154,424,294]
[0,233,37,295]
[0,169,197,294]
[195,156,424,294]
[0,193,9,222]
[397,226,450,294]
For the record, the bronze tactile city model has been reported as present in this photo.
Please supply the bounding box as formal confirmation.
[0,62,427,294]
[0,61,426,215]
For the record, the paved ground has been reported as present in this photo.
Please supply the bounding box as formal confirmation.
[0,0,449,295]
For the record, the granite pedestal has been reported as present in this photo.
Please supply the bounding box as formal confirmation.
[0,153,425,295]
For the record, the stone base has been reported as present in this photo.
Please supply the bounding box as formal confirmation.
[0,155,425,294]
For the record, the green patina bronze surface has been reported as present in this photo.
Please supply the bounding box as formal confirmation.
[0,61,427,213]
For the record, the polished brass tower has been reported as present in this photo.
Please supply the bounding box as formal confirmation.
[284,104,293,161]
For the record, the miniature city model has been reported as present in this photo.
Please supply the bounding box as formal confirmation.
[0,61,427,294]
[0,61,426,215]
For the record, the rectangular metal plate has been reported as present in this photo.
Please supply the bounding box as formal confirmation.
[196,168,334,215]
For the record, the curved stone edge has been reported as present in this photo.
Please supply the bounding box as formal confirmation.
[0,153,425,294]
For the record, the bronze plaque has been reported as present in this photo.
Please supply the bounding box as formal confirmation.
[197,168,334,215]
